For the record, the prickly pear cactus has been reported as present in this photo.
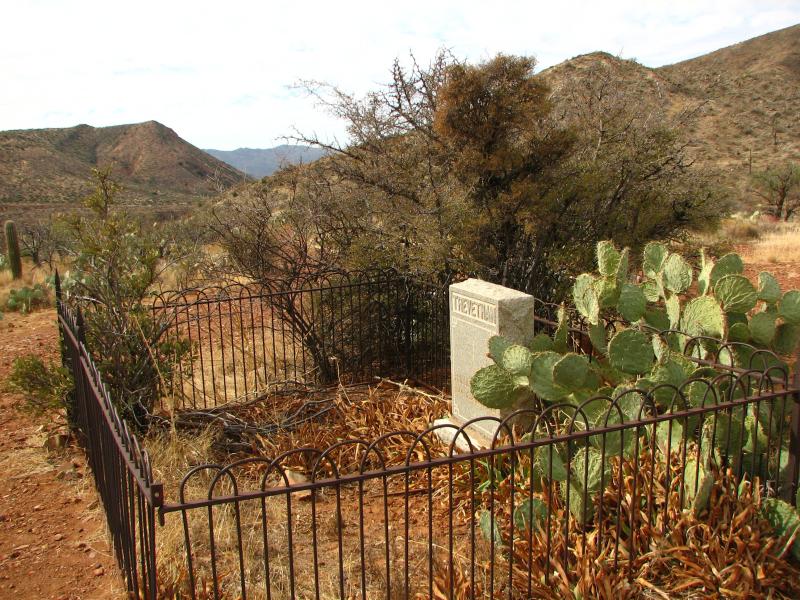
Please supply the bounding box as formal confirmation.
[469,239,800,527]
[762,498,800,561]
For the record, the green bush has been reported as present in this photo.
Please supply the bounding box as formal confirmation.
[5,284,50,313]
[6,354,73,414]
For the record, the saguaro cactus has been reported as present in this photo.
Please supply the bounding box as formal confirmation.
[4,220,22,279]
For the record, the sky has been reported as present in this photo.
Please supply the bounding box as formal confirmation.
[2,0,799,150]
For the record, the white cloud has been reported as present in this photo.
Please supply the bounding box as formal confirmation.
[1,0,798,148]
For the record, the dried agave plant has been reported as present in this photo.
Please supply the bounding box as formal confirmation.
[466,449,800,599]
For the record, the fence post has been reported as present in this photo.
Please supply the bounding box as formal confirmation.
[403,279,413,380]
[54,270,67,368]
[787,360,800,503]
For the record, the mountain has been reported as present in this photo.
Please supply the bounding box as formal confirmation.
[204,145,328,178]
[541,24,800,206]
[0,120,246,205]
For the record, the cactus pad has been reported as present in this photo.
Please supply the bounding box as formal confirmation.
[680,296,724,339]
[530,351,570,402]
[573,274,600,324]
[594,276,620,308]
[762,498,800,561]
[552,353,589,390]
[488,335,512,363]
[588,322,607,354]
[758,272,781,303]
[779,290,800,325]
[665,293,680,329]
[529,333,554,352]
[513,497,548,532]
[663,253,693,293]
[596,241,621,276]
[643,242,668,278]
[727,321,751,343]
[714,274,757,313]
[608,329,654,375]
[502,345,533,375]
[698,250,713,295]
[749,312,777,345]
[774,323,800,356]
[471,365,519,408]
[617,283,646,323]
[709,253,744,287]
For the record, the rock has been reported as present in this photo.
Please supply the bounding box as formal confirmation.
[285,469,312,501]
[93,567,104,577]
[54,533,63,541]
[44,433,70,452]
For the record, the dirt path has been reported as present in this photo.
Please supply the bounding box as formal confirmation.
[0,310,123,599]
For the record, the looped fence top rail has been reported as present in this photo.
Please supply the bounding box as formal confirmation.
[55,268,800,599]
[151,271,451,410]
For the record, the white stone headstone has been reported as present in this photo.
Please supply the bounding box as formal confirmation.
[437,278,535,448]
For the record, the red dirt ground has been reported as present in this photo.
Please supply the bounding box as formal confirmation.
[0,309,123,599]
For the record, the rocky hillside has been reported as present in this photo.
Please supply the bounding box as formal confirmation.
[542,23,800,207]
[0,120,246,205]
[204,145,327,178]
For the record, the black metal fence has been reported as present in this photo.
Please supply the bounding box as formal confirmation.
[152,272,450,410]
[56,285,163,599]
[156,352,800,599]
[57,272,800,599]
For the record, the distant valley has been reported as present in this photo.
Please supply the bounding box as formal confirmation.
[204,145,327,178]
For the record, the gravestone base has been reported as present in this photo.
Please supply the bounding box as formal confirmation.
[433,416,491,452]
[436,278,536,450]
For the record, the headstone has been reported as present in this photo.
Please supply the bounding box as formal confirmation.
[435,278,535,449]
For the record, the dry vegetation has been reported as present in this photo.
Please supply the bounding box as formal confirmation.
[145,387,800,599]
[148,381,453,598]
[740,220,800,266]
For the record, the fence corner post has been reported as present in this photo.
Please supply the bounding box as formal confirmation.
[787,356,800,503]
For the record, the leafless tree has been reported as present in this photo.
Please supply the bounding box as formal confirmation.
[753,162,800,221]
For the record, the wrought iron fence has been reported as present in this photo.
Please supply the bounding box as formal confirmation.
[57,271,800,599]
[56,278,164,599]
[152,272,450,410]
[157,353,800,599]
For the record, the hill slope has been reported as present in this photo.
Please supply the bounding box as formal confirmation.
[542,24,800,206]
[204,145,328,178]
[0,121,246,205]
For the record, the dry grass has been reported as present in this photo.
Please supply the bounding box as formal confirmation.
[740,221,800,266]
[147,382,452,599]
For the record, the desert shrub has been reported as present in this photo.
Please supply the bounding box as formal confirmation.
[58,167,191,427]
[753,162,800,221]
[5,283,50,313]
[6,354,73,414]
[283,52,724,301]
[721,217,761,241]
